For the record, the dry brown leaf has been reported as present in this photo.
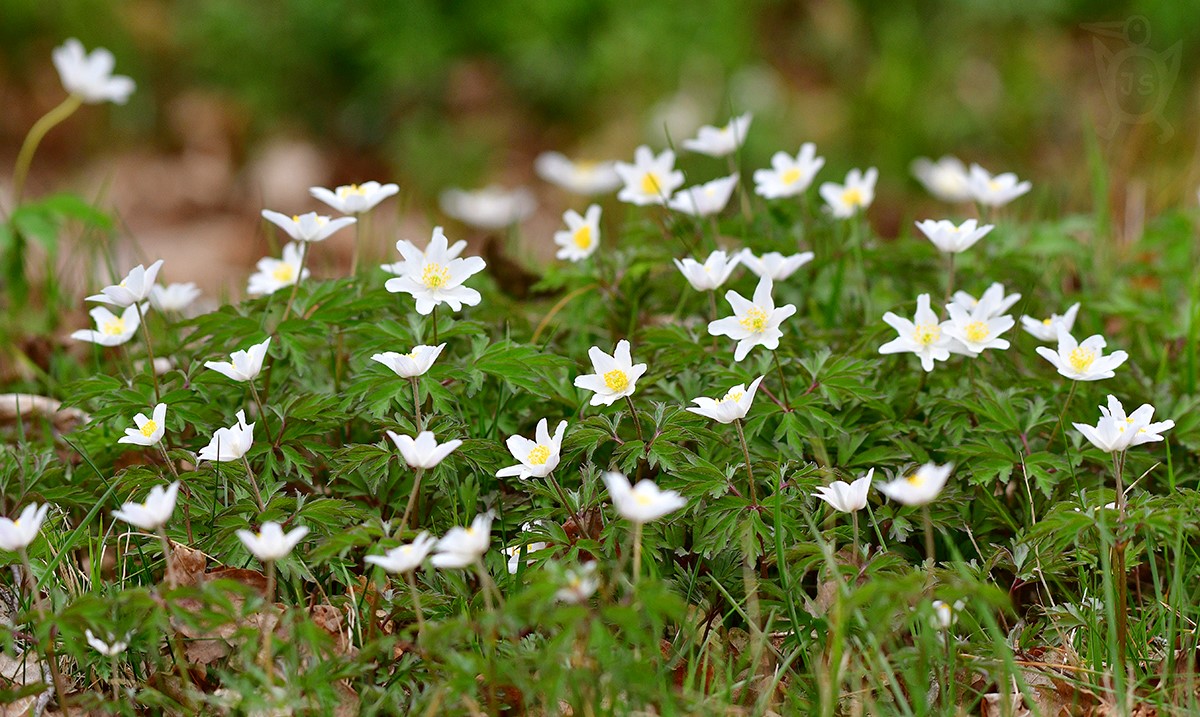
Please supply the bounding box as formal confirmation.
[167,544,208,587]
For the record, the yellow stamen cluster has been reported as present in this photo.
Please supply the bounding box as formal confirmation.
[272,264,296,283]
[573,225,593,249]
[781,168,802,185]
[640,172,662,195]
[842,188,863,207]
[913,324,941,346]
[634,492,653,506]
[1068,346,1095,373]
[719,389,744,404]
[739,307,769,333]
[337,184,367,197]
[527,445,551,466]
[964,321,990,343]
[140,420,158,437]
[422,263,451,289]
[102,318,127,336]
[603,369,629,392]
[905,473,925,486]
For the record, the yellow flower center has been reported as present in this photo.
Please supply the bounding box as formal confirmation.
[964,321,990,343]
[527,445,551,465]
[575,160,598,172]
[102,317,127,336]
[913,323,941,346]
[422,263,451,289]
[781,168,802,185]
[842,188,864,207]
[1042,318,1053,326]
[905,473,925,486]
[573,225,593,249]
[603,369,629,392]
[634,492,653,506]
[337,184,367,197]
[404,350,419,360]
[1068,347,1095,373]
[641,172,662,195]
[272,263,296,283]
[140,420,158,437]
[720,389,744,404]
[739,307,769,333]
[988,179,1002,191]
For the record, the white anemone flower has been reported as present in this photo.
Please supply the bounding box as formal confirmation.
[573,340,647,407]
[707,277,797,362]
[968,164,1031,207]
[86,260,164,307]
[439,186,536,230]
[614,146,685,206]
[370,344,446,379]
[205,337,271,382]
[681,113,752,157]
[667,174,740,217]
[931,600,966,629]
[813,469,873,513]
[1020,303,1081,342]
[71,303,143,347]
[1074,395,1174,453]
[950,283,1021,319]
[52,39,135,104]
[248,242,309,296]
[197,410,255,462]
[673,250,741,292]
[237,522,309,562]
[686,377,764,424]
[382,227,468,276]
[819,168,878,218]
[556,562,599,603]
[261,210,356,242]
[430,513,493,569]
[914,219,993,254]
[384,227,487,315]
[602,471,686,524]
[149,282,201,312]
[1036,328,1128,381]
[111,482,179,531]
[535,152,622,195]
[876,463,953,506]
[554,205,602,262]
[911,156,972,202]
[496,419,568,480]
[85,630,129,657]
[117,402,167,447]
[878,294,959,372]
[309,181,399,215]
[365,532,437,574]
[503,532,549,575]
[0,504,50,552]
[738,250,814,281]
[943,301,1014,356]
[387,431,462,469]
[754,144,825,199]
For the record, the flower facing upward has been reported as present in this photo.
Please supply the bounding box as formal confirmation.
[117,402,167,447]
[1036,328,1128,381]
[876,463,953,506]
[382,227,468,277]
[813,469,873,513]
[739,250,815,282]
[387,431,462,469]
[667,174,740,217]
[1073,395,1174,453]
[248,242,310,296]
[687,376,764,424]
[237,522,309,562]
[573,340,648,407]
[615,146,685,206]
[950,283,1021,319]
[556,563,599,604]
[85,630,129,657]
[431,513,493,569]
[439,186,536,230]
[0,504,50,551]
[261,210,356,242]
[197,410,255,462]
[205,337,271,382]
[535,153,622,195]
[968,164,1032,207]
[365,532,436,574]
[914,219,994,254]
[681,113,753,157]
[708,277,798,362]
[71,304,143,347]
[52,39,135,104]
[603,471,686,524]
[309,181,399,215]
[1020,303,1081,342]
[86,260,164,307]
[819,168,878,218]
[878,294,958,372]
[111,482,180,531]
[370,344,446,379]
[673,250,741,292]
[943,300,1015,356]
[496,419,568,480]
[754,144,825,199]
[554,205,602,262]
[150,282,201,312]
[384,227,487,315]
[911,156,972,203]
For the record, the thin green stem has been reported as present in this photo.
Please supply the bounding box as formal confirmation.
[851,510,860,563]
[399,467,425,529]
[12,94,82,203]
[134,302,161,403]
[241,455,266,513]
[773,352,791,408]
[157,526,178,589]
[945,253,956,306]
[1112,450,1129,667]
[475,560,496,612]
[158,444,192,542]
[1048,380,1078,450]
[623,395,645,445]
[18,548,72,716]
[734,418,757,504]
[405,570,426,637]
[546,472,583,530]
[631,522,644,588]
[922,505,936,568]
[279,241,311,324]
[350,213,363,278]
[249,382,276,446]
[410,377,422,433]
[430,305,439,344]
[262,560,276,684]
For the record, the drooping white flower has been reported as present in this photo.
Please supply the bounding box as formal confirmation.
[754,144,825,199]
[1020,303,1081,342]
[503,534,548,575]
[117,402,167,447]
[309,181,399,215]
[370,344,446,379]
[365,532,436,574]
[738,250,814,281]
[681,113,752,157]
[943,300,1014,356]
[914,219,993,254]
[968,164,1031,207]
[707,277,797,362]
[86,260,164,307]
[614,146,685,206]
[387,431,462,469]
[52,39,135,104]
[555,562,599,604]
[1036,328,1128,381]
[237,522,309,562]
[205,337,271,383]
[430,513,492,569]
[602,471,686,524]
[819,168,878,218]
[383,227,487,315]
[950,283,1021,319]
[911,156,972,203]
[686,377,764,424]
[71,304,143,347]
[813,469,873,513]
[931,600,966,629]
[573,340,647,407]
[197,410,255,462]
[878,294,958,372]
[261,210,356,243]
[149,282,201,312]
[1073,395,1174,453]
[554,205,602,262]
[876,463,953,506]
[667,174,740,217]
[0,503,50,552]
[439,186,536,230]
[111,482,179,531]
[673,250,741,292]
[248,242,310,296]
[535,153,622,195]
[85,630,129,657]
[381,227,468,276]
[496,419,568,480]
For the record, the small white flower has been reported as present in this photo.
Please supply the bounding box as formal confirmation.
[754,144,825,199]
[117,402,167,447]
[686,377,764,424]
[365,532,436,574]
[819,168,878,218]
[878,294,959,372]
[1074,395,1174,453]
[602,471,686,524]
[535,153,622,195]
[261,210,356,243]
[666,174,740,217]
[950,283,1021,319]
[673,250,741,292]
[1036,328,1128,381]
[0,504,50,552]
[813,469,873,513]
[309,181,399,215]
[86,260,164,307]
[707,277,797,362]
[911,156,972,202]
[615,146,685,206]
[738,250,814,281]
[205,337,271,383]
[197,410,255,462]
[384,227,487,315]
[85,630,129,657]
[431,513,493,569]
[248,242,310,296]
[71,304,143,347]
[555,562,599,604]
[111,482,179,531]
[387,431,462,469]
[237,522,309,562]
[914,219,993,254]
[382,227,468,276]
[572,340,647,407]
[370,344,446,379]
[681,113,752,157]
[503,538,548,575]
[876,463,953,506]
[52,39,135,104]
[439,186,536,230]
[496,419,568,480]
[554,205,602,262]
[149,282,201,312]
[1020,303,1080,342]
[943,301,1014,356]
[931,600,966,629]
[968,164,1031,207]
